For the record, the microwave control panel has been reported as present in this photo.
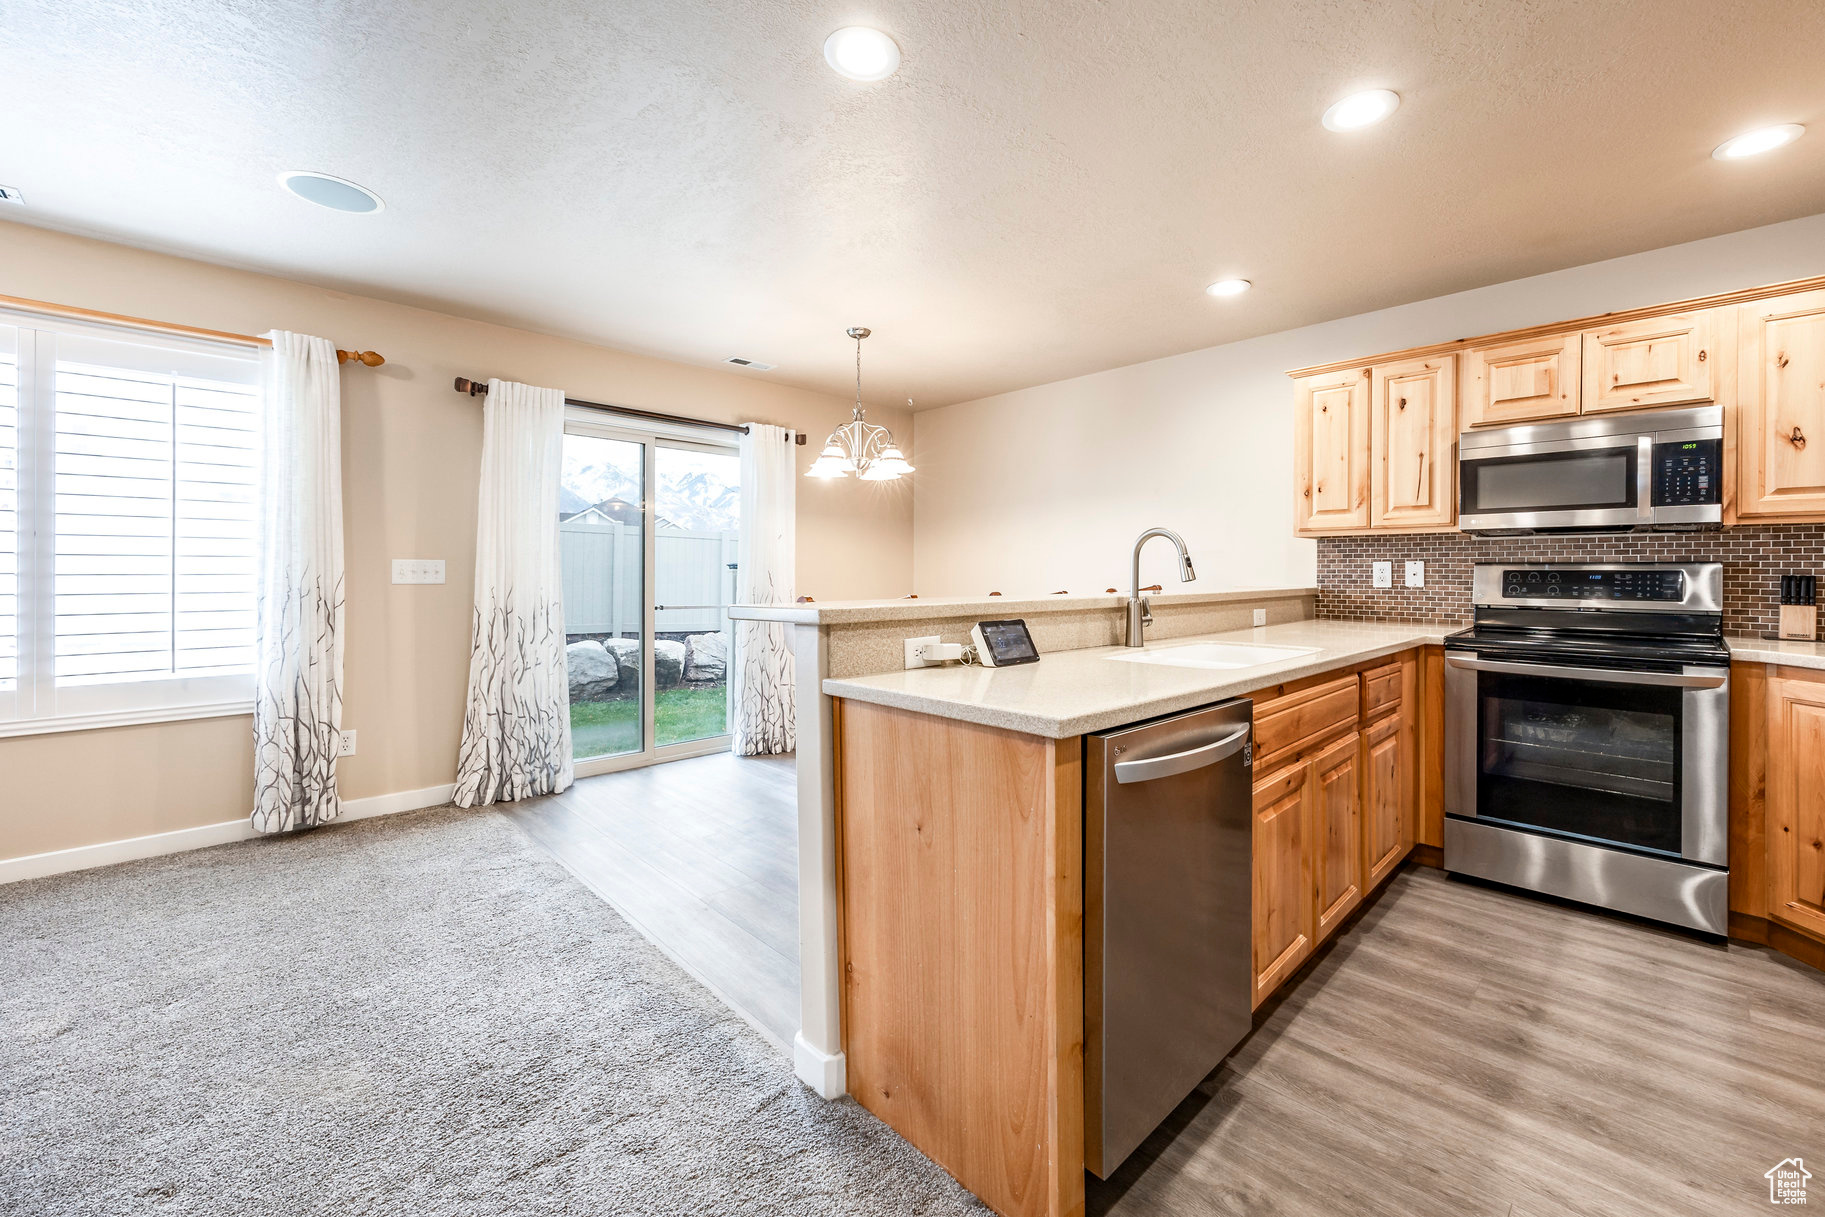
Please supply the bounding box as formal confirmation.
[1651,437,1722,506]
[1501,568,1685,602]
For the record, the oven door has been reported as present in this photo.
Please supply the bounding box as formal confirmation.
[1458,433,1650,532]
[1443,652,1727,866]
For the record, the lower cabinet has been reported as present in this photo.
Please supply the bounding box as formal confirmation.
[1765,673,1825,941]
[1312,731,1364,944]
[1361,708,1407,890]
[1249,652,1419,1008]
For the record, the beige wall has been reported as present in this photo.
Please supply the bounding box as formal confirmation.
[912,210,1825,597]
[0,221,913,861]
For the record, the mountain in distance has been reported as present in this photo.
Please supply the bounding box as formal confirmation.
[559,455,740,532]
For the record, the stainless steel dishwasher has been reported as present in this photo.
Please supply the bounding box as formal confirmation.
[1085,697,1253,1178]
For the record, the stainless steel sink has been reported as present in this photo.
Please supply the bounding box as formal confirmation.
[1105,641,1321,670]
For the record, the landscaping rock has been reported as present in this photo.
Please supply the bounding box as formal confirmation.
[565,641,618,701]
[654,639,686,689]
[604,637,641,689]
[684,633,728,683]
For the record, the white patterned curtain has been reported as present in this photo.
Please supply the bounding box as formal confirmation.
[252,332,345,833]
[452,379,573,806]
[731,424,796,755]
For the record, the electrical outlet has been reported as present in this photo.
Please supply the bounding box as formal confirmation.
[1405,560,1425,588]
[338,729,357,757]
[1253,608,1267,627]
[392,559,446,585]
[1372,560,1393,589]
[904,635,942,669]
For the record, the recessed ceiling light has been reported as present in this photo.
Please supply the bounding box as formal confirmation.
[823,27,901,82]
[1712,124,1805,160]
[1206,279,1252,298]
[278,171,384,213]
[1322,89,1401,132]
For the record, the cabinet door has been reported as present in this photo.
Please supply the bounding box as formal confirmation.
[1462,333,1580,427]
[1311,730,1364,944]
[1251,761,1314,1007]
[1294,368,1371,533]
[1738,290,1825,518]
[1371,356,1456,529]
[1581,311,1716,413]
[1767,676,1825,941]
[1361,710,1405,891]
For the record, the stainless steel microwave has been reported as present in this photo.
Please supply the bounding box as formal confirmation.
[1457,405,1723,534]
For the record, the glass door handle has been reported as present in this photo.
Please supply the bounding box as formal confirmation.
[1444,652,1727,689]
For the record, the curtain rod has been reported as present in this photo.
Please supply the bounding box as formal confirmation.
[453,376,806,443]
[0,293,386,366]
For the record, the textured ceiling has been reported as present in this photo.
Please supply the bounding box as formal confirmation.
[4,0,1825,408]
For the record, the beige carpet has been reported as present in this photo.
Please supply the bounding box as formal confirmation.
[0,804,985,1215]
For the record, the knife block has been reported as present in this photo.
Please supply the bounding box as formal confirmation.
[1780,604,1818,641]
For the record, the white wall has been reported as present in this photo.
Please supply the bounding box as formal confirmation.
[912,212,1825,597]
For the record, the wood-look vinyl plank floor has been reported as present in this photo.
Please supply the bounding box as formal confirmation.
[504,753,800,1052]
[1092,866,1825,1217]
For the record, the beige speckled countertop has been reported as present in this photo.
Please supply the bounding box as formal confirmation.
[821,620,1450,738]
[1726,634,1825,669]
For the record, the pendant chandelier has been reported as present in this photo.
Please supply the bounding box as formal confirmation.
[806,327,914,481]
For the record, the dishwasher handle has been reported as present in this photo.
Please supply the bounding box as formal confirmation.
[1113,724,1250,785]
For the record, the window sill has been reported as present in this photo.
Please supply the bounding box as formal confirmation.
[0,699,255,740]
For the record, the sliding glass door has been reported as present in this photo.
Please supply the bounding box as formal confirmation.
[559,411,739,775]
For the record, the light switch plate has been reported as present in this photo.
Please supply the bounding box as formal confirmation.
[1253,608,1267,627]
[1372,560,1393,589]
[1405,560,1425,588]
[392,559,446,585]
[338,729,357,757]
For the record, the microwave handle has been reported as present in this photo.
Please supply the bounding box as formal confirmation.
[1445,652,1727,689]
[1637,434,1654,524]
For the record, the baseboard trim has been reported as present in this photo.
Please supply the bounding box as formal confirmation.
[0,783,456,887]
[794,1032,847,1100]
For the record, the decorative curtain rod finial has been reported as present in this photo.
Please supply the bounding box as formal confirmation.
[337,349,386,367]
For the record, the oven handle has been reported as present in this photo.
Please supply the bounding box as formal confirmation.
[1444,652,1727,689]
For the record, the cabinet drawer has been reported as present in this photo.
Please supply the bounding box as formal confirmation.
[1255,675,1359,769]
[1361,662,1402,719]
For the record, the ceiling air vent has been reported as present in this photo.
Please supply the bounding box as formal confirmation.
[0,185,24,204]
[726,356,776,371]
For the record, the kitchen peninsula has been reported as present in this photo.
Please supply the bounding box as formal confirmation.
[737,589,1446,1217]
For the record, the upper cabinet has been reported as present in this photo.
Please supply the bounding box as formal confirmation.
[1582,311,1716,413]
[1288,275,1825,535]
[1293,367,1371,532]
[1370,356,1456,530]
[1738,290,1825,518]
[1462,333,1580,427]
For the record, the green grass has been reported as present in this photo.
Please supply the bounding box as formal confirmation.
[570,685,730,758]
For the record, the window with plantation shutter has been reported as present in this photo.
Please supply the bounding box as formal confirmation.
[0,314,262,736]
[0,330,17,696]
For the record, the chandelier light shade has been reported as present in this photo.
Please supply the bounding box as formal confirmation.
[806,327,914,481]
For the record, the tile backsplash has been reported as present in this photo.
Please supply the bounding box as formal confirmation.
[1316,526,1825,638]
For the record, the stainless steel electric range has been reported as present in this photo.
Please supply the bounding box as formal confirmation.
[1443,562,1729,935]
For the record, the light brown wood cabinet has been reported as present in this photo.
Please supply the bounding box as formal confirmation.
[1293,367,1371,532]
[1582,311,1716,413]
[1361,704,1406,890]
[1461,332,1580,428]
[1250,760,1314,1005]
[1370,356,1457,529]
[1736,289,1825,518]
[1311,730,1363,943]
[1765,673,1825,941]
[1250,655,1419,1007]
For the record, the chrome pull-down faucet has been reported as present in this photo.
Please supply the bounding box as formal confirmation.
[1127,528,1196,646]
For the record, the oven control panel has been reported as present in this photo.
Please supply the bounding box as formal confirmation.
[1501,568,1686,601]
[1651,438,1722,506]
